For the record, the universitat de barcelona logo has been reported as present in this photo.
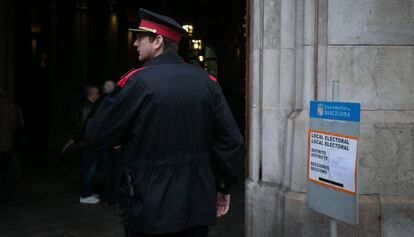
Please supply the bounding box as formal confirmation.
[317,103,324,116]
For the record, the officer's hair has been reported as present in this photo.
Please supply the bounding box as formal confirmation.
[147,33,179,53]
[161,37,179,53]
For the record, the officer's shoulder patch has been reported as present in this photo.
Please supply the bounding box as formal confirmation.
[117,66,148,88]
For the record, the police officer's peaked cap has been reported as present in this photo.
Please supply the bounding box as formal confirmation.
[129,8,187,43]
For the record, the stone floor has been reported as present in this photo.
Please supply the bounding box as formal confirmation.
[0,150,244,237]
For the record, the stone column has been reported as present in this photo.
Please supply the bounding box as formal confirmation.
[247,0,293,236]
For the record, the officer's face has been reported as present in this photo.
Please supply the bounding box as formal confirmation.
[133,33,157,62]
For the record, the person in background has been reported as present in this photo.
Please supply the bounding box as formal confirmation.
[95,80,119,206]
[78,84,101,204]
[0,84,25,203]
[101,80,127,209]
[102,80,115,96]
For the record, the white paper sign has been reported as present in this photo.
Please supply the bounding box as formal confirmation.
[308,130,358,194]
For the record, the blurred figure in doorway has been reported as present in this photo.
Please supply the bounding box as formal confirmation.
[0,84,26,203]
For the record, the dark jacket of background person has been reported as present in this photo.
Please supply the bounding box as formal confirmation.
[71,87,100,144]
[0,87,26,203]
[0,97,26,154]
[85,53,244,234]
[0,101,18,152]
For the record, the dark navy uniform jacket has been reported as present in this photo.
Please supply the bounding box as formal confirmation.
[85,52,244,234]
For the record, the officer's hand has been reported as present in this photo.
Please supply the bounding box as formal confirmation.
[216,192,230,218]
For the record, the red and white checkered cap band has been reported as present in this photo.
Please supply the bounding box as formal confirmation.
[139,19,182,43]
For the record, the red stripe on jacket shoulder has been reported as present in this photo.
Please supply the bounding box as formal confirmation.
[117,67,147,88]
[209,74,217,82]
[182,61,218,82]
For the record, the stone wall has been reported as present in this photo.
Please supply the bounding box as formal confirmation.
[247,0,414,236]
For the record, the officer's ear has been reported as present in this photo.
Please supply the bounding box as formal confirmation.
[153,35,164,51]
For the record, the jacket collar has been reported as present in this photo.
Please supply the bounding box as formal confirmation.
[143,52,184,67]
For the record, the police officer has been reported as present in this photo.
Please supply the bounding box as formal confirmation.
[85,8,244,237]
